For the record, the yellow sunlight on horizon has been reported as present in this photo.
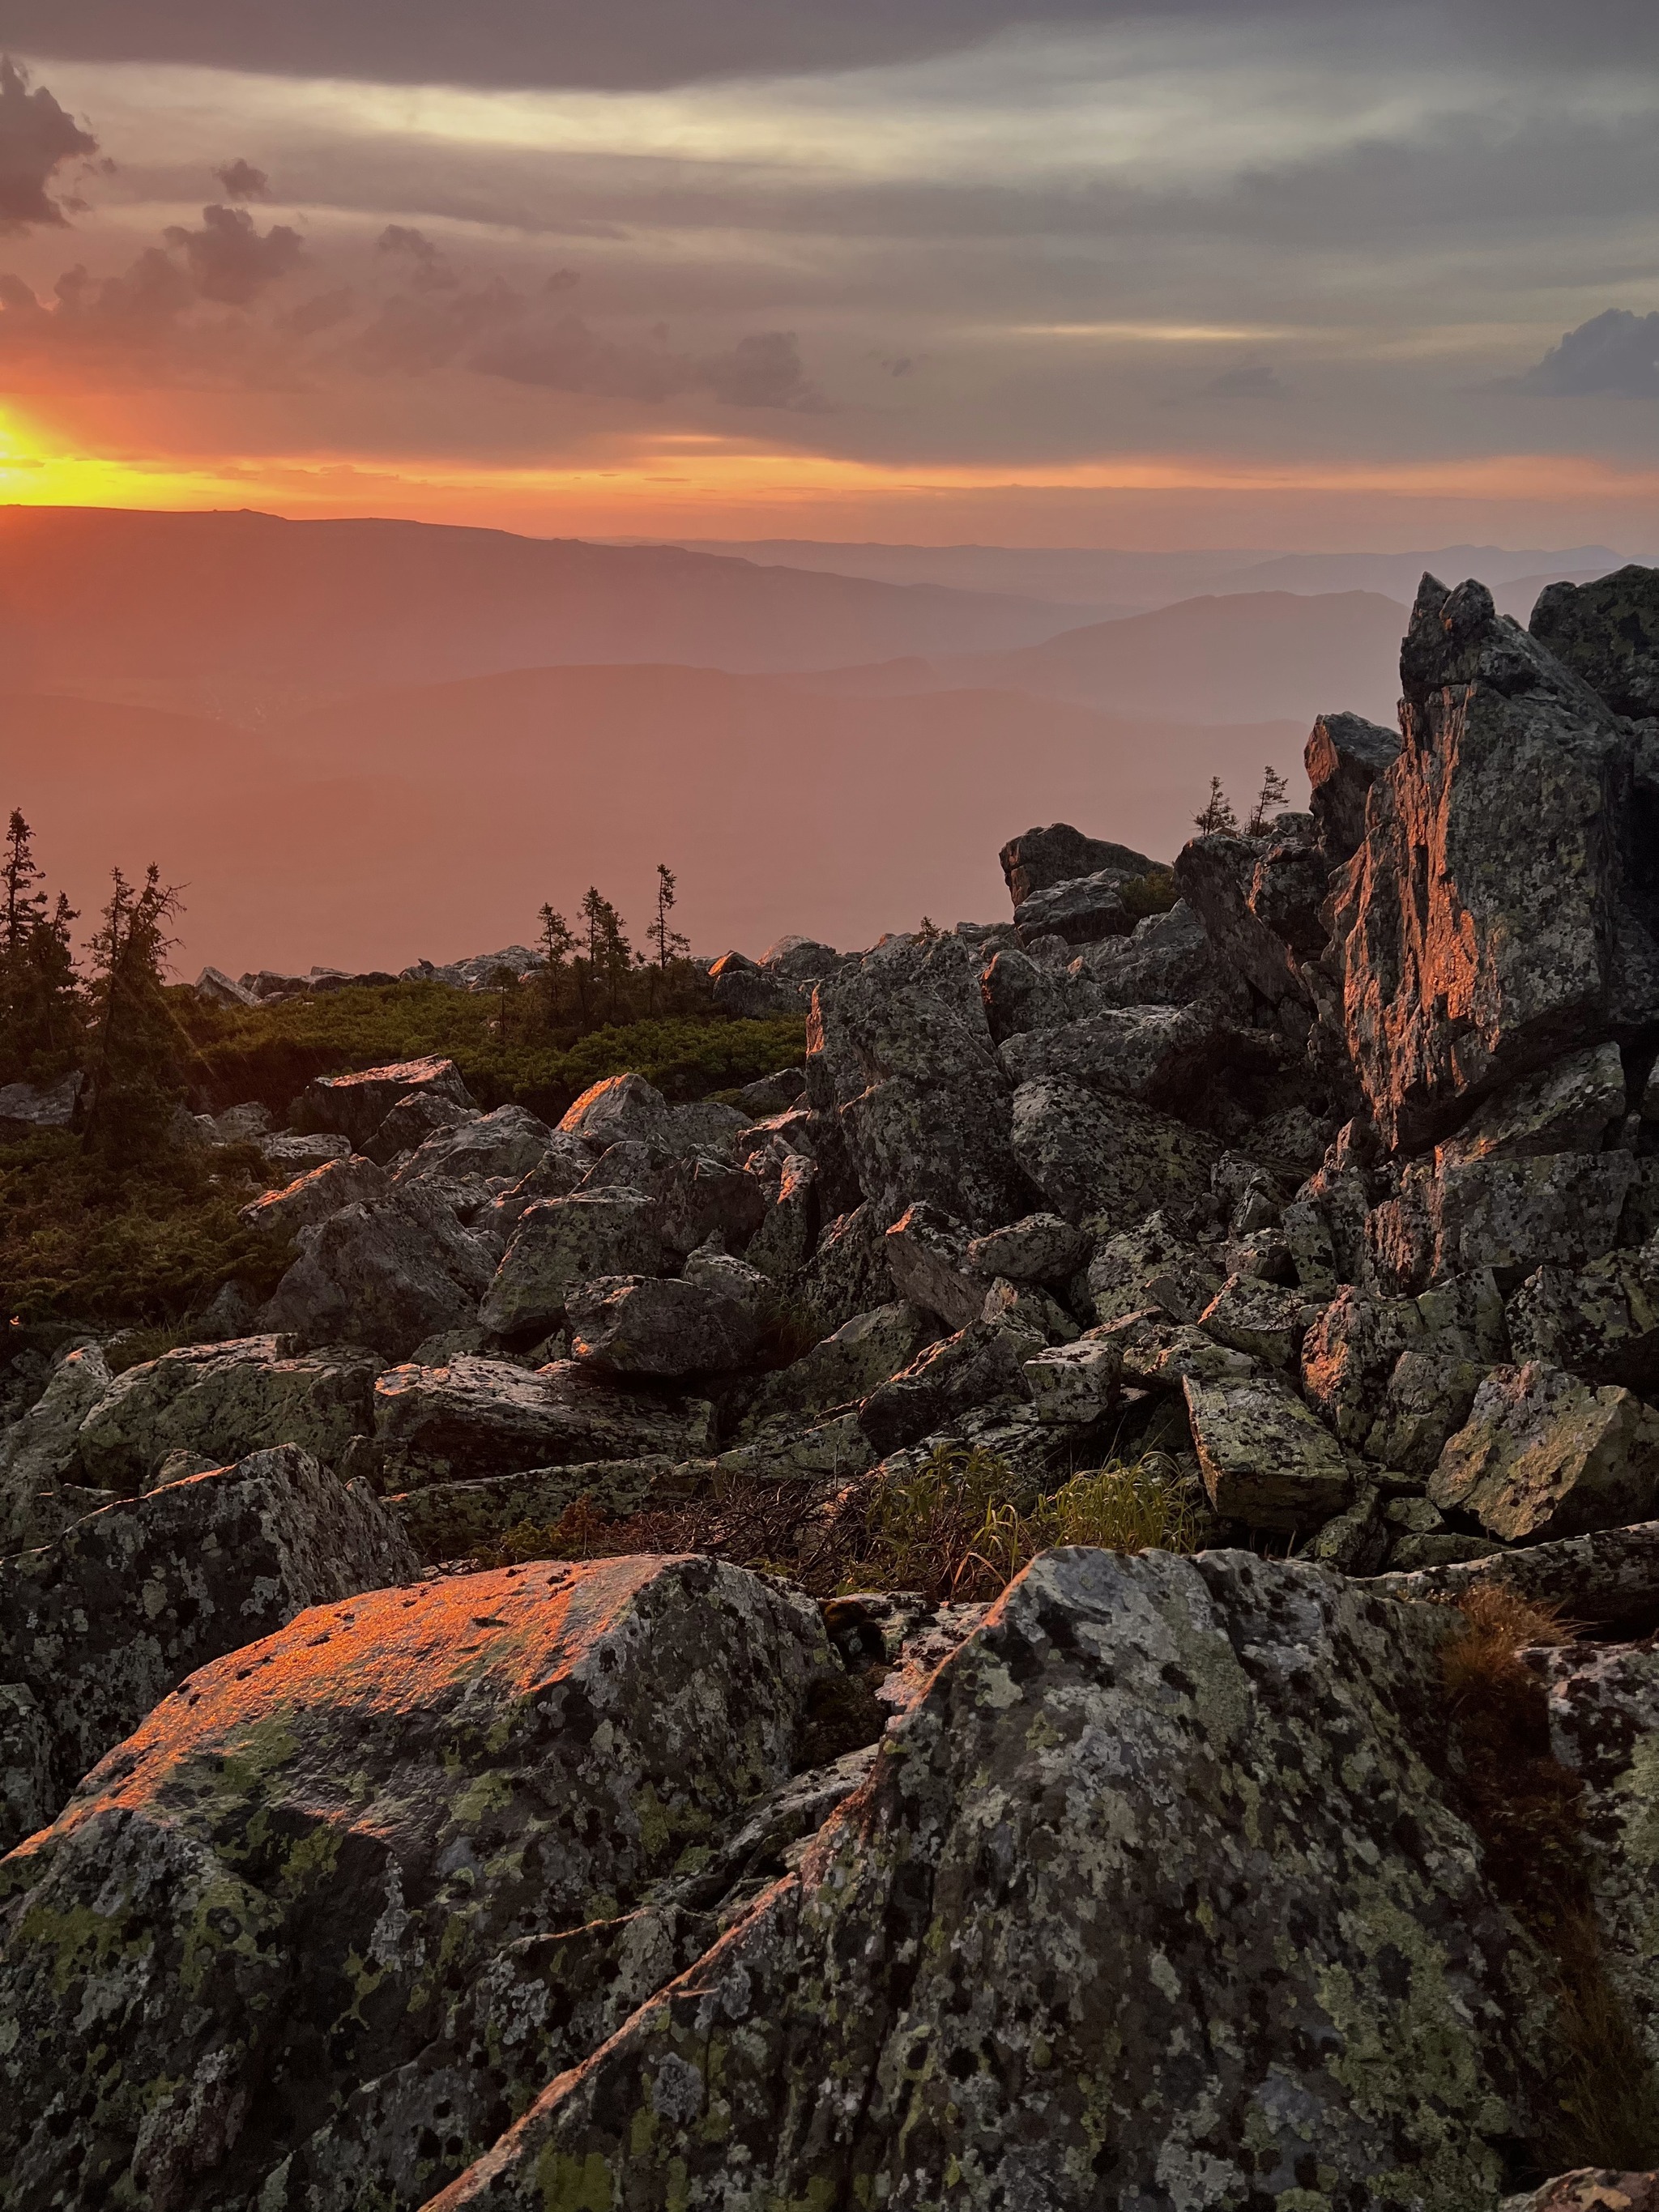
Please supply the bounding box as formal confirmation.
[2,407,1657,535]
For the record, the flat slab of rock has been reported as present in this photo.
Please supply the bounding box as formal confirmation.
[239,1153,390,1238]
[883,1201,984,1331]
[0,1444,415,1848]
[291,1055,476,1149]
[429,1547,1555,2210]
[1183,1370,1353,1530]
[1369,1515,1659,1633]
[1430,1360,1659,1541]
[373,1356,714,1486]
[387,1457,675,1559]
[1000,1000,1219,1109]
[1022,1336,1122,1424]
[75,1335,382,1490]
[964,1212,1088,1283]
[0,1556,829,2208]
[1198,1272,1326,1370]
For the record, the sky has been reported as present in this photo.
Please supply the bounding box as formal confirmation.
[2,2,1659,548]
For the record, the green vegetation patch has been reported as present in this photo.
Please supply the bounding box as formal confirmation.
[179,984,806,1123]
[0,1132,289,1330]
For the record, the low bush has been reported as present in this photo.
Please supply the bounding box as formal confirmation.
[478,1442,1213,1603]
[0,1132,290,1328]
[177,983,806,1123]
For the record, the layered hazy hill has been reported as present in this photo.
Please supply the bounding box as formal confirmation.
[3,503,1628,976]
[0,505,1092,724]
[0,671,1299,978]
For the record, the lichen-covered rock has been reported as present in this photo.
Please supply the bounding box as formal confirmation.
[1010,1076,1218,1230]
[1000,822,1156,904]
[800,1203,898,1328]
[290,1055,476,1149]
[1434,1043,1629,1168]
[1369,1519,1659,1634]
[1305,710,1402,863]
[1097,1308,1261,1391]
[807,935,1030,1232]
[1430,1362,1659,1542]
[964,1211,1088,1283]
[75,1336,382,1490]
[1021,1336,1122,1424]
[392,1104,556,1192]
[743,1149,819,1280]
[1542,1641,1659,2066]
[557,1070,672,1149]
[567,1275,759,1377]
[577,1141,770,1257]
[882,1201,985,1330]
[1368,1150,1635,1293]
[1196,1272,1325,1370]
[0,1555,830,2209]
[0,1445,415,1848]
[858,1319,1034,1456]
[1073,897,1225,1009]
[1509,1244,1659,1395]
[1530,562,1659,720]
[735,1303,937,1441]
[999,999,1221,1108]
[1184,1370,1353,1530]
[262,1200,489,1360]
[1174,825,1326,1007]
[0,1344,112,1553]
[1011,867,1137,946]
[479,1191,664,1336]
[1086,1211,1222,1327]
[979,1276,1078,1343]
[1303,1272,1507,1475]
[240,1152,390,1239]
[1504,2176,1659,2212]
[365,1086,477,1166]
[430,1548,1556,2212]
[1332,575,1659,1150]
[372,1357,714,1488]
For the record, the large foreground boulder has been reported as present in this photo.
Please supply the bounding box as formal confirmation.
[0,1446,415,1849]
[427,1548,1558,2210]
[0,1556,830,2210]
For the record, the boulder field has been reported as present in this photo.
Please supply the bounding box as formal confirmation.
[6,567,1659,2206]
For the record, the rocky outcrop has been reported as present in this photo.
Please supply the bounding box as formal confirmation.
[1305,710,1401,862]
[1429,1362,1659,1541]
[567,1274,759,1376]
[0,1344,112,1553]
[0,1556,829,2207]
[999,822,1158,904]
[479,1191,664,1336]
[1332,575,1659,1150]
[422,1549,1558,2211]
[807,933,1030,1231]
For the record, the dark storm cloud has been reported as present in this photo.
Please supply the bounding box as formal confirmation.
[11,0,1659,91]
[1516,309,1659,398]
[0,55,98,230]
[161,204,305,305]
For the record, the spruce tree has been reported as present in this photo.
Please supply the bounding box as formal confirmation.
[81,864,186,1161]
[1246,765,1291,836]
[1193,777,1239,837]
[537,902,574,1032]
[0,813,81,1085]
[648,863,690,1012]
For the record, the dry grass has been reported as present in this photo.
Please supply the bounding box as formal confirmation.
[480,1442,1212,1604]
[1435,1585,1659,2173]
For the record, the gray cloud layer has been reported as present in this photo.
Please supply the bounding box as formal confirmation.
[1518,309,1659,398]
[0,55,96,229]
[10,0,1659,90]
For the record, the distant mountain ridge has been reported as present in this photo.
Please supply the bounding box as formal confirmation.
[0,505,1094,725]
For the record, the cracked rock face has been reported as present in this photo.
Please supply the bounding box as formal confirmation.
[429,1548,1555,2212]
[1333,576,1659,1151]
[0,1554,830,2211]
